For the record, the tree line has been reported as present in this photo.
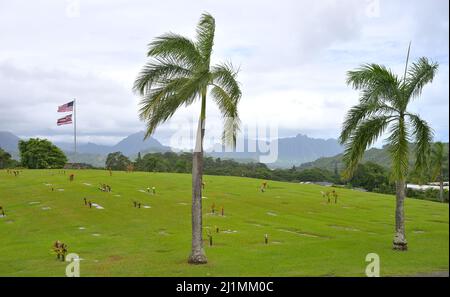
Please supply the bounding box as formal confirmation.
[2,137,446,205]
[105,150,448,203]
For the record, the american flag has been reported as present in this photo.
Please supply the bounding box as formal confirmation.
[57,101,74,112]
[57,114,72,126]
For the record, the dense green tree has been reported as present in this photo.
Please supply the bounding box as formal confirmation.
[340,55,438,250]
[140,154,170,172]
[134,152,144,171]
[296,167,339,183]
[350,162,390,192]
[333,161,339,177]
[18,138,67,169]
[0,148,14,169]
[430,142,447,202]
[133,13,242,264]
[105,152,131,171]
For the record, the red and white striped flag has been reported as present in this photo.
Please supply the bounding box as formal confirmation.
[57,114,72,126]
[58,101,74,112]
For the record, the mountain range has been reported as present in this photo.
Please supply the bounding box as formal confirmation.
[208,134,343,167]
[0,130,344,168]
[0,131,20,153]
[55,131,170,156]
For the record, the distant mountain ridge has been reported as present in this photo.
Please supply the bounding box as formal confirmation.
[54,131,170,156]
[209,133,343,168]
[0,131,20,153]
[1,131,343,168]
[0,131,170,166]
[300,142,450,172]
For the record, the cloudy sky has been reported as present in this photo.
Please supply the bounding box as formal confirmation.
[0,0,448,149]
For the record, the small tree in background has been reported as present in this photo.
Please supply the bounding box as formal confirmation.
[0,148,14,169]
[431,142,447,202]
[105,152,131,171]
[19,138,67,169]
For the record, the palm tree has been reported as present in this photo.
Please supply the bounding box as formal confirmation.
[339,56,438,251]
[431,142,446,202]
[133,13,241,264]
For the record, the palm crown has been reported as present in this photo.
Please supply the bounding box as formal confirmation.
[133,13,242,146]
[340,57,438,180]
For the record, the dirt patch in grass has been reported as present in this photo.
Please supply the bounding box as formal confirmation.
[329,225,360,232]
[158,229,170,236]
[222,229,238,234]
[428,219,448,224]
[245,220,269,227]
[107,255,124,262]
[413,230,426,234]
[277,228,328,239]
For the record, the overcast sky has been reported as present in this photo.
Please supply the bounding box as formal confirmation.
[0,0,448,148]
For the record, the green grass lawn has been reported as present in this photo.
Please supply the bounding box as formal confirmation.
[0,169,448,276]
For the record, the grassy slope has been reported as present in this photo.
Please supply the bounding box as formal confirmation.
[0,169,448,276]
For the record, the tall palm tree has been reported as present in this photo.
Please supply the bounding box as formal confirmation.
[339,56,438,251]
[133,13,242,264]
[431,142,446,202]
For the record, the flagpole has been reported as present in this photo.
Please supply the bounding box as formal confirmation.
[74,98,77,157]
[403,41,412,83]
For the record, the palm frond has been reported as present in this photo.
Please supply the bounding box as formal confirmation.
[387,118,410,180]
[408,113,434,173]
[211,62,241,100]
[210,85,241,147]
[405,57,438,100]
[430,142,444,180]
[138,77,202,138]
[147,33,202,68]
[342,115,392,179]
[339,102,397,144]
[196,13,215,65]
[222,115,241,148]
[133,62,192,95]
[347,64,399,91]
[347,64,402,107]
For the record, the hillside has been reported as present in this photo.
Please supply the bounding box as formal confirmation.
[0,131,20,154]
[300,143,449,174]
[0,169,448,276]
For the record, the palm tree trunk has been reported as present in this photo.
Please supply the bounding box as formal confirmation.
[439,174,444,203]
[393,179,408,251]
[188,93,207,264]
